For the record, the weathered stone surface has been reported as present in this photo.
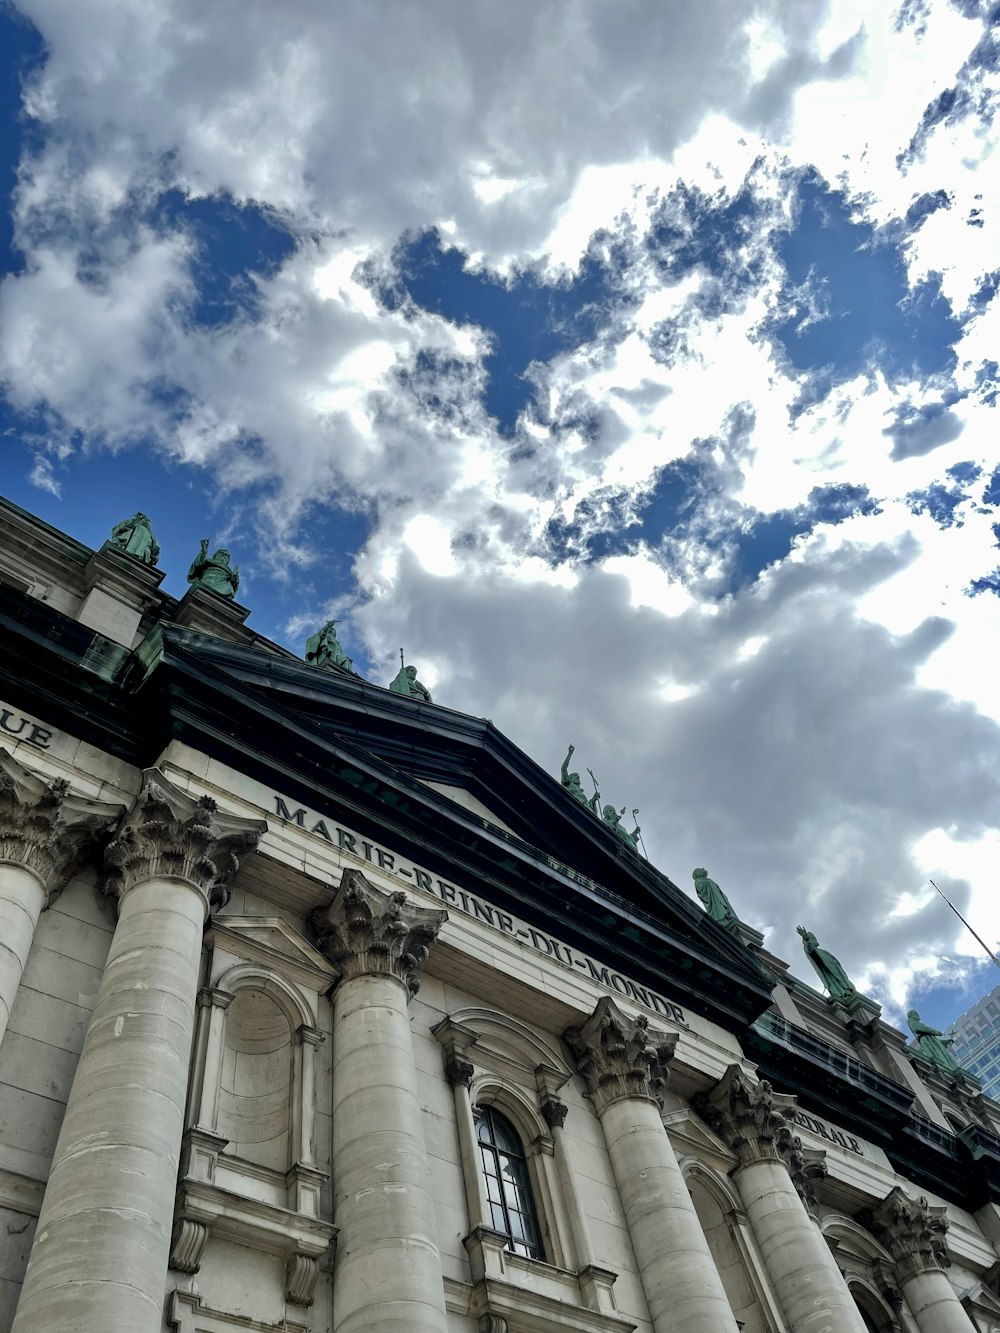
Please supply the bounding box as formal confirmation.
[700,1064,795,1166]
[563,995,675,1114]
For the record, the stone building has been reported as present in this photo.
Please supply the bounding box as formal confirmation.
[1,492,1000,1333]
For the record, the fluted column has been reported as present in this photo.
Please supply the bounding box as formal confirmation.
[12,771,264,1333]
[869,1189,974,1333]
[702,1065,867,1333]
[0,747,122,1049]
[564,996,740,1333]
[316,868,449,1333]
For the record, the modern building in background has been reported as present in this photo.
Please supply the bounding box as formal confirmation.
[2,493,1000,1333]
[950,984,1000,1100]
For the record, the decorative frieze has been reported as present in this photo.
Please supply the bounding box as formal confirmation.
[564,995,677,1115]
[0,746,123,902]
[700,1065,796,1167]
[103,769,264,911]
[868,1187,951,1284]
[315,868,447,996]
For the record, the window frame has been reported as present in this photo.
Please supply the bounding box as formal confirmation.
[474,1104,545,1261]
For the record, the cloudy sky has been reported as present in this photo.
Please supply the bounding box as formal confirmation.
[1,0,998,1029]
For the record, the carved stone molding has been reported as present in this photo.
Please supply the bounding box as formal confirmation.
[776,1128,827,1215]
[867,1187,951,1284]
[699,1064,797,1168]
[103,769,265,912]
[563,996,677,1115]
[285,1252,320,1307]
[0,746,123,904]
[479,1316,510,1333]
[315,868,447,997]
[169,1218,209,1274]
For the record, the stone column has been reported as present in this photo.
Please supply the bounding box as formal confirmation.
[12,771,264,1333]
[316,868,449,1333]
[0,748,123,1050]
[432,1017,491,1229]
[702,1065,867,1333]
[564,996,741,1333]
[869,1188,974,1333]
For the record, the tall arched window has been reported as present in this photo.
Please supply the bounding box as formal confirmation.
[475,1106,543,1260]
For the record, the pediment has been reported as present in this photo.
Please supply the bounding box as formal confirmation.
[210,915,334,992]
[419,779,517,834]
[663,1105,738,1175]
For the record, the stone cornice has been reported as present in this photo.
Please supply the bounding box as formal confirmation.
[314,868,447,998]
[700,1064,797,1168]
[867,1187,951,1284]
[0,747,124,904]
[563,996,676,1115]
[102,769,265,913]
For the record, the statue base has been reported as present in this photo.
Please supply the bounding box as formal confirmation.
[173,586,251,642]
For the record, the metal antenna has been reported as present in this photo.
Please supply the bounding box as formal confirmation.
[929,879,1000,971]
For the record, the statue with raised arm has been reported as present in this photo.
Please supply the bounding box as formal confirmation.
[796,925,858,1004]
[187,539,240,599]
[389,661,432,704]
[560,745,601,813]
[907,1010,964,1076]
[693,868,739,931]
[602,803,641,852]
[110,512,159,566]
[305,620,353,672]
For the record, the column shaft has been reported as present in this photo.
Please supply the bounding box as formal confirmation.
[899,1271,975,1333]
[332,971,447,1333]
[0,864,44,1047]
[601,1096,740,1333]
[452,1077,490,1229]
[12,876,206,1333]
[735,1159,867,1333]
[549,1120,595,1270]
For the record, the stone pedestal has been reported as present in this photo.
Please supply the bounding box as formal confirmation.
[703,1065,867,1333]
[317,869,449,1333]
[565,997,740,1333]
[869,1188,974,1333]
[78,542,165,647]
[11,772,264,1333]
[0,747,123,1049]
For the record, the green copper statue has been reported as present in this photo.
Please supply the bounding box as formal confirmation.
[561,745,601,813]
[693,868,739,931]
[305,620,353,672]
[187,540,240,599]
[110,512,159,566]
[907,1010,965,1076]
[389,660,432,703]
[602,803,642,853]
[797,926,858,1004]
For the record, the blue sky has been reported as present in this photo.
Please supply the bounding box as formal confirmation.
[1,0,999,1029]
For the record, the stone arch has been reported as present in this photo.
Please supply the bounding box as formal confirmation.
[682,1158,784,1333]
[446,1005,573,1084]
[215,962,314,1033]
[822,1215,901,1333]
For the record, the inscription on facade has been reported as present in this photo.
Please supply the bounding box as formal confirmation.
[792,1110,863,1156]
[274,796,688,1027]
[0,705,53,750]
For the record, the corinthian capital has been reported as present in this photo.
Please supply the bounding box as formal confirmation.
[868,1187,951,1284]
[0,747,124,905]
[564,996,676,1115]
[315,868,447,997]
[777,1128,827,1216]
[103,770,265,912]
[699,1065,797,1167]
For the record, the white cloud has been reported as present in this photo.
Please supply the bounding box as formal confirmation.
[1,0,999,1017]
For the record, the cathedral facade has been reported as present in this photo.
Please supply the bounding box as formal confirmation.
[1,494,999,1333]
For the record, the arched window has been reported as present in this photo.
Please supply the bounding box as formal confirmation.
[475,1106,543,1260]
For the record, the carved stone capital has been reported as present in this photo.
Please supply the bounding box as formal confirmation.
[315,868,447,998]
[699,1065,797,1168]
[102,769,265,913]
[776,1128,827,1216]
[286,1251,321,1307]
[479,1316,509,1333]
[868,1187,951,1284]
[541,1097,568,1131]
[564,996,676,1114]
[0,747,124,905]
[433,1016,479,1085]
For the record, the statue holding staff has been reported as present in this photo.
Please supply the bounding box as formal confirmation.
[187,540,240,599]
